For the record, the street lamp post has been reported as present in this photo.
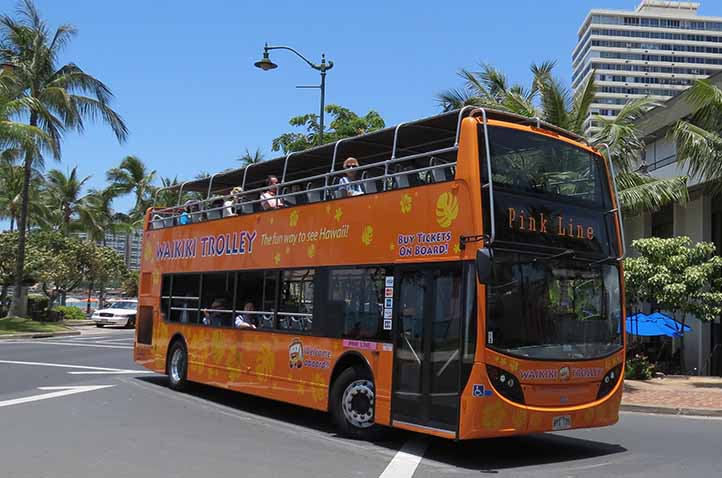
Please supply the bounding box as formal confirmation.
[254,44,334,145]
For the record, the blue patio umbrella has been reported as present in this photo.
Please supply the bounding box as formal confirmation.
[626,312,692,337]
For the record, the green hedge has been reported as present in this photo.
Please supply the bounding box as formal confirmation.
[51,305,87,321]
[625,353,655,380]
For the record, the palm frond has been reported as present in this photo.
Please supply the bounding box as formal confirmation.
[616,171,688,216]
[671,119,722,185]
[570,71,596,135]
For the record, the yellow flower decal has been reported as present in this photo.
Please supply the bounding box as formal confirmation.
[143,245,153,262]
[334,207,343,222]
[511,409,527,430]
[400,193,412,214]
[307,244,316,258]
[289,210,299,227]
[361,225,374,246]
[311,373,325,403]
[389,242,395,252]
[325,204,332,215]
[481,401,505,429]
[254,344,275,382]
[452,243,461,254]
[436,191,459,227]
[274,252,281,265]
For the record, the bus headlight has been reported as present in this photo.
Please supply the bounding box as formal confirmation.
[486,365,525,404]
[596,364,623,400]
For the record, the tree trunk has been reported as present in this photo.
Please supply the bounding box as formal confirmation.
[9,217,14,232]
[8,113,37,318]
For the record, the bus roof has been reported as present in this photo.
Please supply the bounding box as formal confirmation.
[158,108,585,200]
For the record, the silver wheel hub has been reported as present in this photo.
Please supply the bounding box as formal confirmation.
[342,379,375,428]
[170,348,184,383]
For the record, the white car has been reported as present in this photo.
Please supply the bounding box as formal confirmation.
[92,299,138,328]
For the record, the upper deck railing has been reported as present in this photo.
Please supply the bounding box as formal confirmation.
[148,108,593,238]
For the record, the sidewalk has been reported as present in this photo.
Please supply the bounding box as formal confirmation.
[622,376,722,417]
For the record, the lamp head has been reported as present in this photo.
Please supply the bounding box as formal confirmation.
[254,49,277,71]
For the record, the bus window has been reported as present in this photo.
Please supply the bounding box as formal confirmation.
[278,269,314,332]
[169,274,200,323]
[200,272,234,327]
[234,270,270,328]
[327,268,388,340]
[160,275,171,322]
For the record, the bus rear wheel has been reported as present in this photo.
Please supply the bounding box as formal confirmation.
[330,367,381,440]
[167,341,188,392]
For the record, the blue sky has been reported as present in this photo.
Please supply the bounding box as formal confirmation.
[3,0,720,213]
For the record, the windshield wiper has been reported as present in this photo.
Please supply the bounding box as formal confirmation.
[533,249,575,263]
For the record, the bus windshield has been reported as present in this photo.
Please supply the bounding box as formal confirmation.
[484,125,606,207]
[486,252,622,360]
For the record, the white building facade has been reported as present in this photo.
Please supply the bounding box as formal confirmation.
[573,1,722,134]
[625,71,722,376]
[77,230,143,271]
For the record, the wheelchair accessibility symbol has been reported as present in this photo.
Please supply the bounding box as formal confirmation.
[472,384,493,398]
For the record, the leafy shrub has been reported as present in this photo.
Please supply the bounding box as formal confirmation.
[51,305,87,321]
[625,353,655,380]
[27,294,49,321]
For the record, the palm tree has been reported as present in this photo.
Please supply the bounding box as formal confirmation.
[106,155,155,221]
[671,79,722,191]
[437,61,688,214]
[43,166,91,235]
[1,0,127,317]
[238,147,264,166]
[0,150,46,231]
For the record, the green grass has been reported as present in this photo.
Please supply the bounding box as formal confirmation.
[0,317,71,335]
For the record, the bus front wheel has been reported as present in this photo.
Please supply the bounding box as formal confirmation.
[330,367,381,440]
[167,341,188,392]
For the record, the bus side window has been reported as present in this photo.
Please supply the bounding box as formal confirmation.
[327,267,389,341]
[278,269,314,332]
[199,272,234,327]
[169,274,201,324]
[234,270,272,329]
[160,275,171,322]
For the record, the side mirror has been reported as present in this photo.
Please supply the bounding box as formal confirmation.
[476,248,493,284]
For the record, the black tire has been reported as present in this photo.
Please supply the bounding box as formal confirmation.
[125,317,135,329]
[95,324,104,328]
[167,340,189,392]
[329,367,383,440]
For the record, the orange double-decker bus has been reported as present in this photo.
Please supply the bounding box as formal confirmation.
[134,108,625,440]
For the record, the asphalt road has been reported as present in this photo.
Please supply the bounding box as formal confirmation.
[0,328,721,478]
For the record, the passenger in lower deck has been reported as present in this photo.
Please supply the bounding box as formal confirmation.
[234,302,257,329]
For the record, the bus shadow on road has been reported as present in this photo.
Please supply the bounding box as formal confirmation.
[134,375,626,472]
[423,433,626,473]
[134,375,407,444]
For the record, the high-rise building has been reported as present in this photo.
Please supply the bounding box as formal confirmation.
[77,230,143,271]
[573,1,722,134]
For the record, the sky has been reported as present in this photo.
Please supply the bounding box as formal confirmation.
[2,0,721,213]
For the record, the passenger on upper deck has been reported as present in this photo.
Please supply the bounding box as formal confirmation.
[338,157,364,197]
[223,186,243,217]
[260,175,285,210]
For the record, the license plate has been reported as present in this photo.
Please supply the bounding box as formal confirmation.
[552,415,572,431]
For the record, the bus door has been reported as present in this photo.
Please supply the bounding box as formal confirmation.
[392,264,464,433]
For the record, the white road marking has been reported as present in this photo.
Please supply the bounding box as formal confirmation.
[0,385,115,408]
[378,438,428,478]
[0,359,150,375]
[68,370,150,375]
[7,340,132,349]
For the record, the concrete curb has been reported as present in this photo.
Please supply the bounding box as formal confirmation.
[621,403,722,418]
[0,330,81,340]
